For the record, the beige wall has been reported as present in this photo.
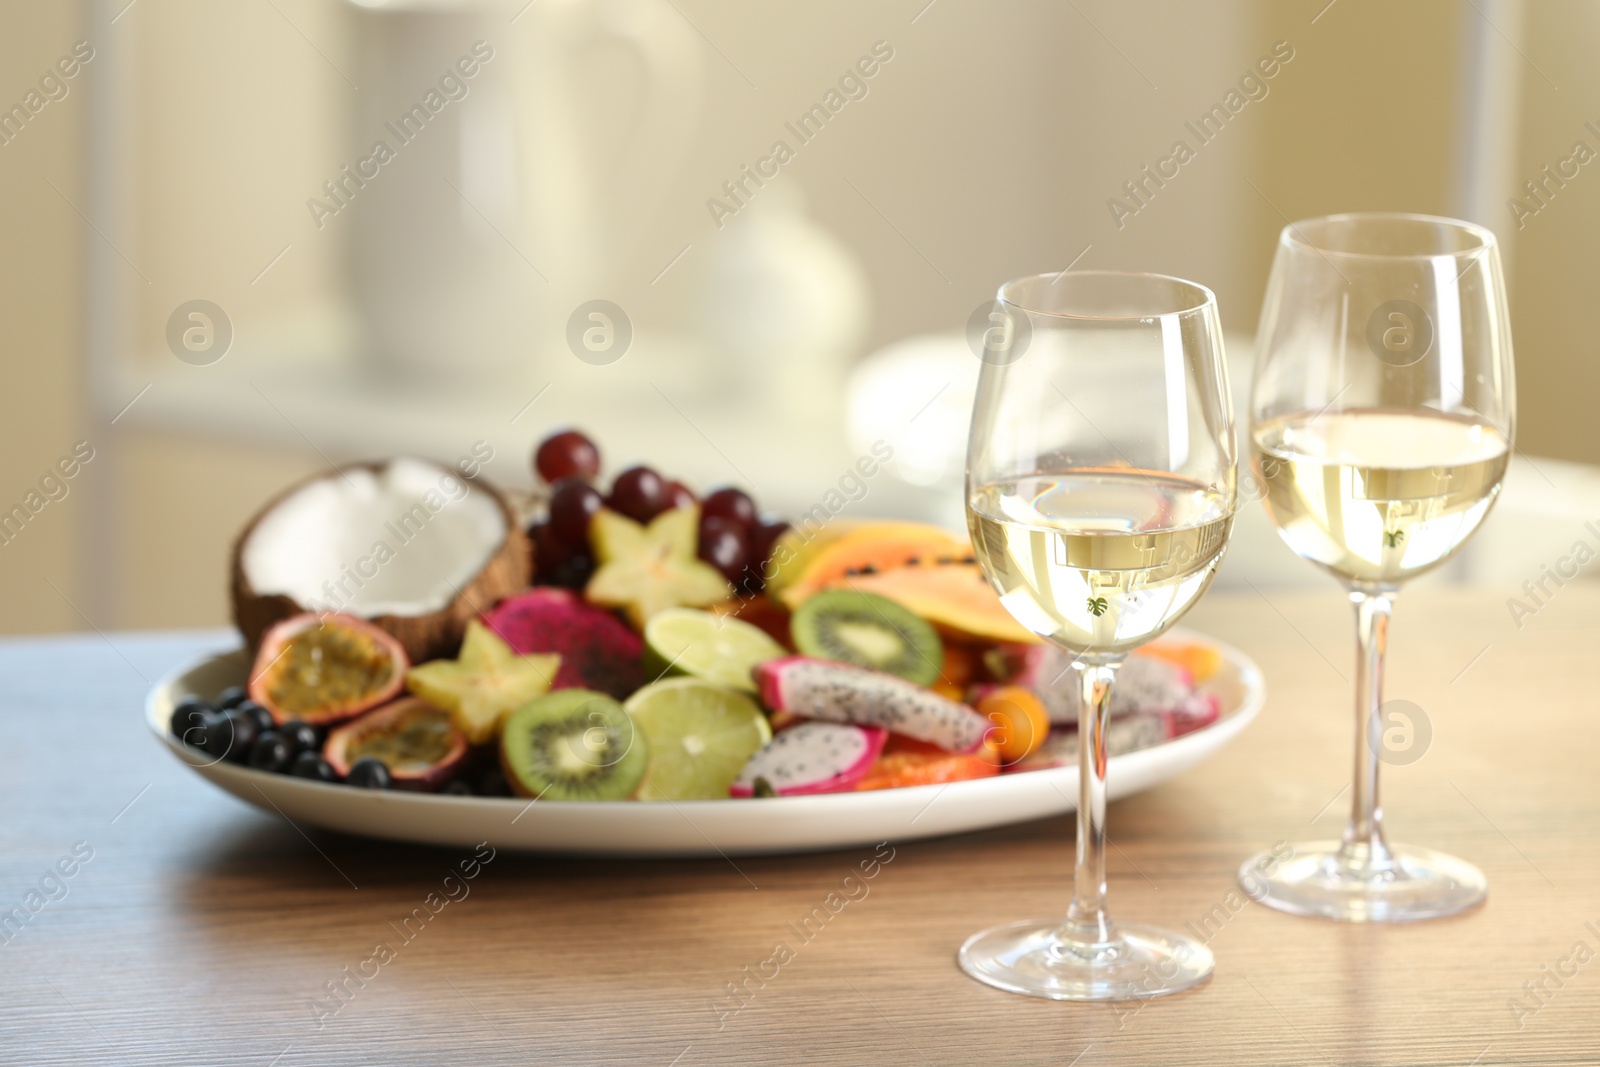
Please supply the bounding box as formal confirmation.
[4,0,1599,634]
[1506,0,1600,460]
[0,2,91,632]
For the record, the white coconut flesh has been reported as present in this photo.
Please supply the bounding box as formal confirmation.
[242,458,507,618]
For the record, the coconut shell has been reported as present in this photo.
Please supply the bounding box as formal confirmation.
[230,461,531,664]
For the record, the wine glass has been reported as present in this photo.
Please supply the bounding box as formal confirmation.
[961,271,1238,1001]
[1239,212,1514,921]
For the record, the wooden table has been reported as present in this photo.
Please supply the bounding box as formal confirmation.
[3,587,1596,1066]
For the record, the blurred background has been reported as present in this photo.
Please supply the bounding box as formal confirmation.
[4,0,1599,634]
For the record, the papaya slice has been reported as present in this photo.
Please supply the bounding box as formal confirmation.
[769,521,1037,644]
[855,736,999,791]
[771,523,967,605]
[843,561,1036,644]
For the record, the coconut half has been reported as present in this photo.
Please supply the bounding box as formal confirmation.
[231,458,530,663]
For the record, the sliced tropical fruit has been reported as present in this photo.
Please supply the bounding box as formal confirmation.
[770,522,967,605]
[500,689,648,801]
[856,736,998,791]
[585,506,731,629]
[790,589,944,685]
[754,656,992,754]
[761,520,867,600]
[985,642,1206,725]
[730,722,887,796]
[249,612,408,726]
[843,560,1035,644]
[483,588,645,700]
[941,642,980,687]
[642,608,785,692]
[405,620,561,745]
[1139,640,1224,683]
[322,696,468,790]
[1009,716,1173,770]
[625,679,772,800]
[770,520,1036,644]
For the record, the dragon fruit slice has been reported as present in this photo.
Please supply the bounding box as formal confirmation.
[1007,714,1173,772]
[729,722,887,796]
[754,656,991,755]
[1169,691,1220,737]
[986,643,1197,725]
[483,588,644,700]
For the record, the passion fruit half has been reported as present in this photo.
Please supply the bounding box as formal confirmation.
[249,612,408,726]
[323,696,468,791]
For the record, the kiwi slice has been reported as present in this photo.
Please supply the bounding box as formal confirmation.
[790,590,944,686]
[500,689,648,801]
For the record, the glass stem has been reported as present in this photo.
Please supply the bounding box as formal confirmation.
[1341,588,1396,873]
[1062,659,1121,948]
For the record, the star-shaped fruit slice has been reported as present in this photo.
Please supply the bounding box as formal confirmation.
[585,506,732,629]
[406,620,561,744]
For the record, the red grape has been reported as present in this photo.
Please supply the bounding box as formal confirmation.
[549,478,603,546]
[697,517,750,584]
[530,523,593,589]
[749,520,790,567]
[535,430,600,483]
[702,487,757,529]
[663,480,697,511]
[530,523,576,574]
[607,466,668,523]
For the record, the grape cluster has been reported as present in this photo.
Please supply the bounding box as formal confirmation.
[530,429,789,595]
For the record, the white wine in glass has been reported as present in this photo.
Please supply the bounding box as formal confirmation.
[1251,408,1509,586]
[968,472,1231,656]
[1241,213,1515,922]
[961,272,1237,1001]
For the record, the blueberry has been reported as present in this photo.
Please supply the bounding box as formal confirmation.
[247,731,293,773]
[215,686,248,710]
[170,699,211,742]
[195,711,235,760]
[442,780,474,797]
[235,701,274,735]
[346,758,392,790]
[280,721,320,757]
[223,708,261,762]
[288,751,339,782]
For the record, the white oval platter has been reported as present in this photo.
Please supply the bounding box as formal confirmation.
[146,629,1263,857]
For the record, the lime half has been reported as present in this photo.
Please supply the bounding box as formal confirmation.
[625,678,773,801]
[642,608,786,693]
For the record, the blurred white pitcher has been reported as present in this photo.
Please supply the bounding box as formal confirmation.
[345,0,702,385]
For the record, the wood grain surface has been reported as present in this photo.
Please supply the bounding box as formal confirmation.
[1,586,1596,1066]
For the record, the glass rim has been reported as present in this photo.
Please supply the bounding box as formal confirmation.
[997,270,1217,321]
[1281,211,1498,260]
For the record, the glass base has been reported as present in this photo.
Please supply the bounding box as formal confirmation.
[958,920,1214,1001]
[1240,840,1486,922]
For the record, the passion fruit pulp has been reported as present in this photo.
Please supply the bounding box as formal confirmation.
[323,697,468,791]
[249,612,408,726]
